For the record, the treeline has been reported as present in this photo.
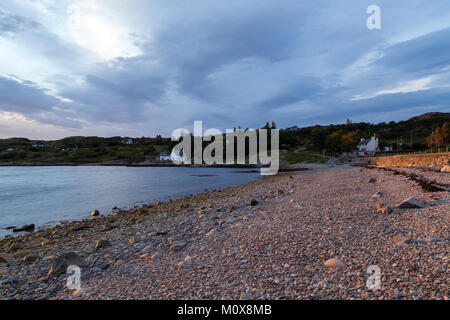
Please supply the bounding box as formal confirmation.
[278,112,450,153]
[0,112,448,163]
[427,122,450,148]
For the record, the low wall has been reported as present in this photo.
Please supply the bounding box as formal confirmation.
[370,153,450,167]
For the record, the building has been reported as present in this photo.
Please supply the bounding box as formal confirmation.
[357,135,379,156]
[156,152,171,161]
[32,141,45,148]
[121,138,134,145]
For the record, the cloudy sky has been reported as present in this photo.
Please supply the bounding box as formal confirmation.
[0,0,449,139]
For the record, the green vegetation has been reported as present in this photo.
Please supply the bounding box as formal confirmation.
[0,136,174,165]
[278,112,450,154]
[0,112,448,165]
[281,151,329,164]
[427,121,450,148]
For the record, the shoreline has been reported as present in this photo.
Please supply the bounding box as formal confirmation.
[1,163,448,299]
[0,163,309,239]
[0,162,264,168]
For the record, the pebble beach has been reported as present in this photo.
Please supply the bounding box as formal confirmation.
[0,163,448,300]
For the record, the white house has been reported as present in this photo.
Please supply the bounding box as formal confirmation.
[122,138,134,145]
[156,152,171,161]
[32,141,45,148]
[357,135,379,156]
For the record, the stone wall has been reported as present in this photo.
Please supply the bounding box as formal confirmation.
[370,153,450,167]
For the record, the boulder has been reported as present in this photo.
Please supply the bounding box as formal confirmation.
[376,203,393,214]
[396,197,425,209]
[94,239,111,249]
[155,230,168,236]
[205,229,216,238]
[368,178,377,183]
[23,254,39,263]
[440,165,450,173]
[13,250,32,258]
[8,242,22,251]
[171,240,187,251]
[226,218,235,224]
[177,256,192,268]
[13,224,35,233]
[91,210,100,216]
[249,199,259,206]
[276,190,284,197]
[43,255,57,261]
[324,258,346,268]
[142,246,153,253]
[151,252,162,259]
[372,192,383,198]
[0,252,13,263]
[48,252,88,276]
[83,245,97,254]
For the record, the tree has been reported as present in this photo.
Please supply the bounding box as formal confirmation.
[427,122,449,148]
[341,131,359,152]
[155,134,164,145]
[325,130,343,155]
[442,122,450,144]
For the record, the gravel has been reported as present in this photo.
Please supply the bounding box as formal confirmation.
[0,163,448,300]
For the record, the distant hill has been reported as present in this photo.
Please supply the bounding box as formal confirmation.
[279,112,450,152]
[409,112,450,121]
[0,112,448,164]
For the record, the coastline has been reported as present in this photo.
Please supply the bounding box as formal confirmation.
[0,163,448,299]
[0,162,264,168]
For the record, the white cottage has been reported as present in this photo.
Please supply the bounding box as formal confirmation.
[156,152,171,161]
[358,135,379,156]
[121,138,134,145]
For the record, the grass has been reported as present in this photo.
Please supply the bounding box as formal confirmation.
[281,151,329,164]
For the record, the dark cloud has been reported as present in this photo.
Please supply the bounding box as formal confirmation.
[0,76,83,128]
[379,28,450,74]
[1,1,450,138]
[0,10,41,37]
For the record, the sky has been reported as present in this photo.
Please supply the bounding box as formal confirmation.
[0,0,449,139]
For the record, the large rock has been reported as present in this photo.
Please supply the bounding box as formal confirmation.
[171,240,187,251]
[48,252,88,276]
[0,252,13,263]
[249,199,259,206]
[396,197,425,209]
[376,203,393,214]
[94,239,111,249]
[13,224,35,233]
[324,258,346,268]
[91,210,100,216]
[441,165,450,173]
[83,245,97,254]
[23,254,39,263]
[13,250,32,258]
[177,256,192,268]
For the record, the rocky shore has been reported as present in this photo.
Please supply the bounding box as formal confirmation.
[0,163,448,300]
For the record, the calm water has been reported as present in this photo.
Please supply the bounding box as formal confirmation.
[0,166,260,237]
